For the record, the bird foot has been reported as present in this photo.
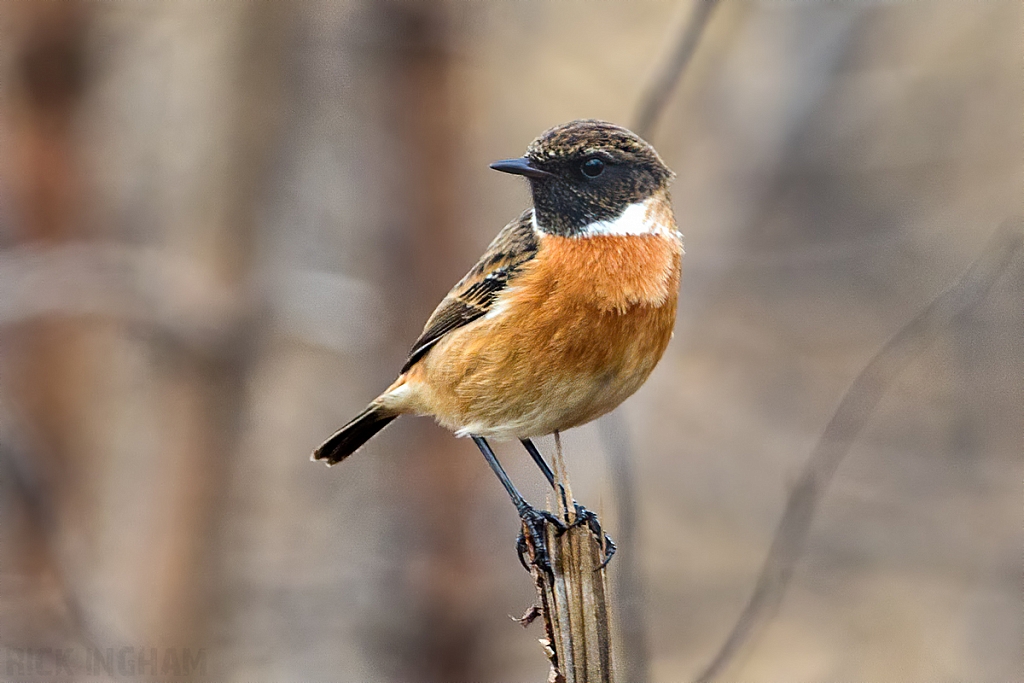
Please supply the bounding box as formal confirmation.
[515,502,566,576]
[514,500,616,574]
[569,502,616,569]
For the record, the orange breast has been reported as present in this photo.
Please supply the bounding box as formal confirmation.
[408,228,683,439]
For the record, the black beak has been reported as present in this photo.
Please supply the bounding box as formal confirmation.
[489,157,553,180]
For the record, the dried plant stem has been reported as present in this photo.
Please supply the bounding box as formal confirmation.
[526,434,615,683]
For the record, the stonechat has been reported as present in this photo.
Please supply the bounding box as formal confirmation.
[313,119,681,569]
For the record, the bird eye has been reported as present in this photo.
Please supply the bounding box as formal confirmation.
[581,157,605,178]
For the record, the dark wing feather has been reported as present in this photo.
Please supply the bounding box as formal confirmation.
[401,210,538,373]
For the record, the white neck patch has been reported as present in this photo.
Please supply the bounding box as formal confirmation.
[532,197,675,238]
[583,200,657,236]
[532,197,667,240]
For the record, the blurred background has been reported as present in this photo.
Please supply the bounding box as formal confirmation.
[0,1,1021,681]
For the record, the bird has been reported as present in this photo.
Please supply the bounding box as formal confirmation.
[313,119,681,570]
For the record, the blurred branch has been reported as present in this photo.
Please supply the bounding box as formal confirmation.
[599,4,722,681]
[0,241,392,358]
[695,218,1024,683]
[0,242,243,353]
[634,0,720,140]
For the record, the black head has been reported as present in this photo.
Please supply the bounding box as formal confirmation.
[490,120,673,236]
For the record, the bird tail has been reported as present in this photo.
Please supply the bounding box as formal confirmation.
[312,404,398,465]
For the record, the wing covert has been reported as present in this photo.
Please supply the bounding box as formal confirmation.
[401,210,538,373]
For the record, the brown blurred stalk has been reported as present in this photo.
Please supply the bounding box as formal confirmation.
[368,1,488,680]
[4,0,89,485]
[1,1,289,658]
[133,4,287,652]
[1,0,93,644]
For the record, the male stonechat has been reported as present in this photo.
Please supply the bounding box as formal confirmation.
[313,119,681,570]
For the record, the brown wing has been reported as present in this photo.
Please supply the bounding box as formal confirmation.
[401,209,538,373]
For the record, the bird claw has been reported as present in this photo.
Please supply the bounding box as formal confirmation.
[515,503,566,576]
[552,484,615,568]
[570,502,616,569]
[514,501,615,574]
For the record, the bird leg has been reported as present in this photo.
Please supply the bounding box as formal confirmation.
[520,438,616,568]
[520,437,557,488]
[472,436,565,575]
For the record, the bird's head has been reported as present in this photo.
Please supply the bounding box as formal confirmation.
[490,119,674,237]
